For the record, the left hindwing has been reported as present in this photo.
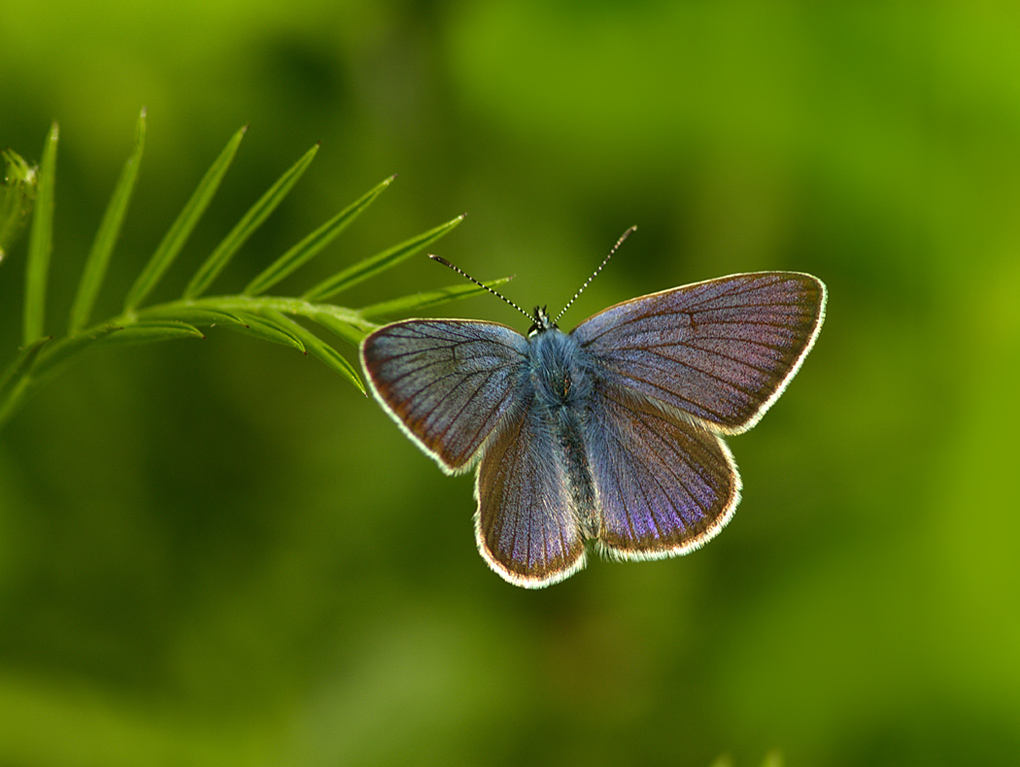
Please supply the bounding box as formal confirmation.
[572,272,826,434]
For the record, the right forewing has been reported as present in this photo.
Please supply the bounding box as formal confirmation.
[361,319,529,472]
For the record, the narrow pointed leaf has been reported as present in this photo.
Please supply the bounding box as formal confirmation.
[1,148,37,261]
[0,337,50,401]
[303,312,369,347]
[185,142,320,299]
[23,123,58,344]
[302,214,464,302]
[223,311,306,352]
[358,277,513,319]
[261,309,363,392]
[99,321,205,346]
[139,305,247,328]
[69,108,147,331]
[123,125,247,311]
[244,174,395,296]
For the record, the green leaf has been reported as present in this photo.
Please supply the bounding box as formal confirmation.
[69,108,147,332]
[261,309,364,392]
[244,174,395,296]
[222,312,306,352]
[98,321,205,346]
[303,312,370,347]
[184,142,320,299]
[123,124,247,311]
[302,214,465,302]
[138,305,247,328]
[23,122,58,344]
[358,277,513,320]
[0,148,37,262]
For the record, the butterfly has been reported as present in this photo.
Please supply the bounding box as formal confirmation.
[360,230,827,588]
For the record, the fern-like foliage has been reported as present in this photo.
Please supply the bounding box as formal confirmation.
[0,111,508,431]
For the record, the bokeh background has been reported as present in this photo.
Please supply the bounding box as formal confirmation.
[2,1,1019,765]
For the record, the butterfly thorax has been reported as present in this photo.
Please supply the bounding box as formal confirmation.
[527,327,594,409]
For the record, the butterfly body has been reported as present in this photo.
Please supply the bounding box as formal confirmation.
[523,323,600,538]
[361,271,826,588]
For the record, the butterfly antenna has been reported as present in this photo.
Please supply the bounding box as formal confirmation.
[429,255,534,322]
[553,225,637,324]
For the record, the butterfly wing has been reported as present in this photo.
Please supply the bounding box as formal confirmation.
[475,402,587,588]
[361,319,529,473]
[573,272,826,434]
[585,384,740,559]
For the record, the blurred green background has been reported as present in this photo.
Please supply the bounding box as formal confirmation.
[2,1,1019,765]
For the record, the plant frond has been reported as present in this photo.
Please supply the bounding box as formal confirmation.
[185,141,320,299]
[98,320,205,346]
[140,305,247,329]
[244,174,395,297]
[260,309,364,392]
[0,117,482,430]
[302,214,465,302]
[301,312,368,347]
[23,123,58,344]
[226,311,306,352]
[123,124,247,311]
[358,277,512,320]
[32,325,122,378]
[0,148,38,262]
[69,108,146,331]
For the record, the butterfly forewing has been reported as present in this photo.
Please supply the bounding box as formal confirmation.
[361,320,528,472]
[585,384,740,558]
[475,405,587,587]
[573,272,826,434]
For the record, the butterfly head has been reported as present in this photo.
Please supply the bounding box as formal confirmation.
[528,306,557,337]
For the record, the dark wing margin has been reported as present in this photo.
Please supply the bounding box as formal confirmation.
[586,385,740,560]
[573,272,826,434]
[361,319,529,473]
[475,406,587,588]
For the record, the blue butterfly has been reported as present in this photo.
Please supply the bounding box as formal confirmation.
[360,230,826,588]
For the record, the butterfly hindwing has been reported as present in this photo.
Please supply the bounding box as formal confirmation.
[361,319,529,472]
[584,383,740,559]
[572,272,826,434]
[475,402,587,588]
